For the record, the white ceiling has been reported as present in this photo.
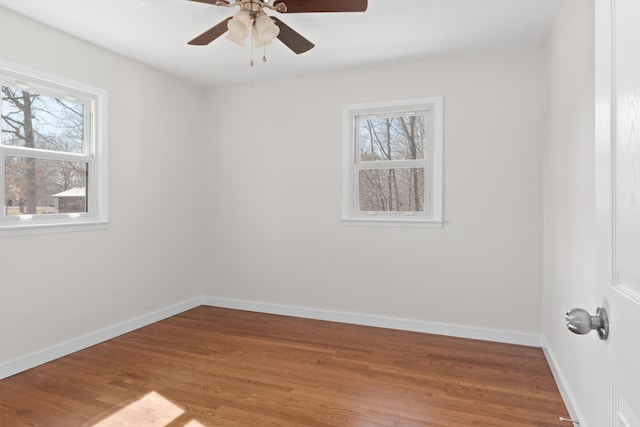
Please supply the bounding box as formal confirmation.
[0,0,559,88]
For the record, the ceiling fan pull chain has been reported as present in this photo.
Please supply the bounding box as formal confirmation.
[263,44,267,63]
[249,25,255,66]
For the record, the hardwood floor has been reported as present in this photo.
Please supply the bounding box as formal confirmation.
[0,306,569,426]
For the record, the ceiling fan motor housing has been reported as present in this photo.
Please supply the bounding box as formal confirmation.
[240,0,264,13]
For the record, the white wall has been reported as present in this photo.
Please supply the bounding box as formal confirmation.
[0,3,558,382]
[542,0,597,425]
[0,7,204,368]
[201,48,545,337]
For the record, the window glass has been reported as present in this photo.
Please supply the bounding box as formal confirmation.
[1,87,84,154]
[358,113,426,162]
[358,168,425,212]
[4,156,87,215]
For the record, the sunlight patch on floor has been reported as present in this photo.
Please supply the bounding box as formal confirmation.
[92,391,190,427]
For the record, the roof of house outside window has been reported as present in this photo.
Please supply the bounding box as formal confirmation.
[51,187,86,198]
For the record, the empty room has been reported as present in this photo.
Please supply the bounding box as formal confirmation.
[0,0,638,426]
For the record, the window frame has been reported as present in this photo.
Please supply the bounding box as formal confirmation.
[0,60,108,236]
[342,97,443,227]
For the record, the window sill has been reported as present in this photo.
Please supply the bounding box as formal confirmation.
[341,217,444,228]
[0,220,110,237]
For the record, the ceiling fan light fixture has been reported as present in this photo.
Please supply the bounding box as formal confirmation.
[255,11,280,43]
[226,9,252,45]
[251,24,271,48]
[226,28,248,46]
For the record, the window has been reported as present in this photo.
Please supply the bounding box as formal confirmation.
[0,61,107,235]
[342,97,443,227]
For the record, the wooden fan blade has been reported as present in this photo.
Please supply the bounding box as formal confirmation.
[187,0,230,5]
[274,0,367,13]
[188,17,232,45]
[272,17,315,54]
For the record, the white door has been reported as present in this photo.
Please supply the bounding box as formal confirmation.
[595,0,640,425]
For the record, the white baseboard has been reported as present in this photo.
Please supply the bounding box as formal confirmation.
[202,296,542,347]
[0,297,203,381]
[0,295,542,381]
[541,336,586,427]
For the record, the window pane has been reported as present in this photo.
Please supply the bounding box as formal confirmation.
[1,86,84,153]
[358,113,426,161]
[4,156,87,215]
[358,168,424,212]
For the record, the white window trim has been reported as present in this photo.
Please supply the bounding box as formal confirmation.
[342,97,443,228]
[0,59,108,237]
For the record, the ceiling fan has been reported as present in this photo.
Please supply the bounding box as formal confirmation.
[187,0,368,60]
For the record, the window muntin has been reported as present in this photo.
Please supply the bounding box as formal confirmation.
[0,61,107,235]
[343,97,443,227]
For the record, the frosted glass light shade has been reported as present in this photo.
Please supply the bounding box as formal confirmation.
[226,9,251,46]
[251,26,263,48]
[227,30,248,46]
[255,12,279,43]
[251,26,270,48]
